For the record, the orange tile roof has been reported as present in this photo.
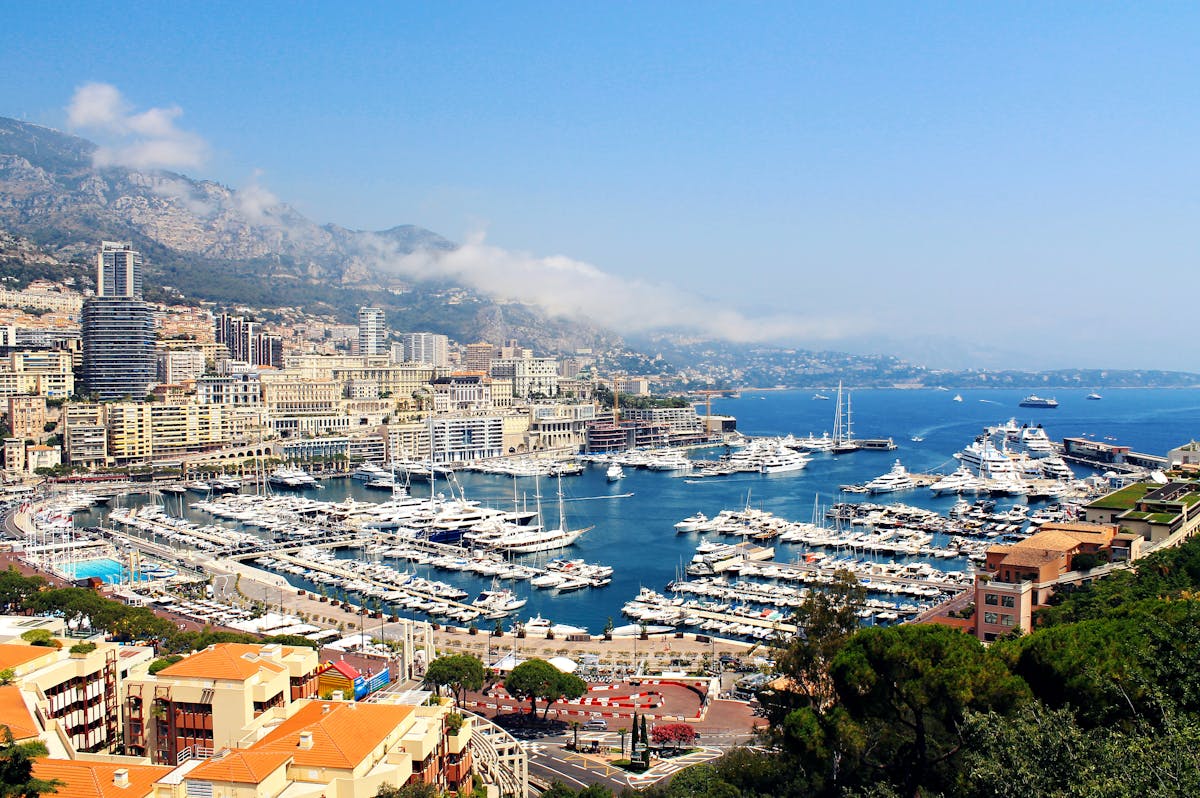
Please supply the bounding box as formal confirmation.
[1017,530,1085,553]
[32,759,173,798]
[0,685,40,740]
[0,643,57,672]
[158,643,287,681]
[250,700,414,770]
[187,750,292,784]
[997,549,1064,568]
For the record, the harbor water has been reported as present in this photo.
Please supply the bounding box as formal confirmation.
[78,387,1200,632]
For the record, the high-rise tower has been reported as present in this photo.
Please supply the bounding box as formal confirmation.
[97,240,144,299]
[357,307,387,356]
[81,242,156,400]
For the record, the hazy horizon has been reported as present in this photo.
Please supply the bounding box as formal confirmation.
[4,4,1198,371]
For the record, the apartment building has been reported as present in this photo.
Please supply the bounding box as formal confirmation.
[156,349,206,384]
[489,356,559,399]
[974,522,1140,642]
[430,414,504,463]
[0,350,74,399]
[0,282,84,314]
[123,642,321,764]
[431,373,492,412]
[62,403,253,465]
[526,403,597,451]
[0,638,153,755]
[7,394,47,440]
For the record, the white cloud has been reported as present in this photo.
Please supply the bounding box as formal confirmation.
[234,170,281,224]
[66,82,209,171]
[367,232,866,343]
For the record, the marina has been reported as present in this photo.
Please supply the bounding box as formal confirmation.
[54,387,1195,639]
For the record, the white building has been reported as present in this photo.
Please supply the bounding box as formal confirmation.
[396,332,449,367]
[156,349,206,384]
[357,307,388,356]
[430,415,504,463]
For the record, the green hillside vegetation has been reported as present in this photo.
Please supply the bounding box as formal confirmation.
[542,537,1200,798]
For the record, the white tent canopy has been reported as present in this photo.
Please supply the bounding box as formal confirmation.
[548,656,578,673]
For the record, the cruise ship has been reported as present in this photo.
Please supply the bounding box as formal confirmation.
[865,460,915,494]
[1019,395,1059,408]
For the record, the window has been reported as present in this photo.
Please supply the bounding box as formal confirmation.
[1001,595,1015,608]
[984,594,998,606]
[983,612,999,624]
[1001,614,1014,627]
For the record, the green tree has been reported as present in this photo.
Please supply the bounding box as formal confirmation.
[0,569,44,614]
[768,569,865,724]
[424,654,486,707]
[829,624,1029,798]
[0,728,62,798]
[504,659,585,719]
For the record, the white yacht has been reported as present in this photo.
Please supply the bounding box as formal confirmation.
[674,512,709,533]
[352,463,390,481]
[929,465,985,495]
[606,463,625,481]
[471,588,527,615]
[268,466,319,490]
[865,460,915,494]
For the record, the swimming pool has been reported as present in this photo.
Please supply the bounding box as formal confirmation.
[57,558,149,583]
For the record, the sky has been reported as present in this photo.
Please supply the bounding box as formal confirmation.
[3,3,1200,370]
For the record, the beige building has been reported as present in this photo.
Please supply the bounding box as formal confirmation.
[7,394,47,440]
[0,282,84,314]
[63,402,254,465]
[123,642,321,764]
[0,350,74,399]
[0,638,153,755]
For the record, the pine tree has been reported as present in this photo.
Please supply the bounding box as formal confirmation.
[631,712,639,749]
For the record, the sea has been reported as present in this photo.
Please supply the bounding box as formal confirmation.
[77,387,1200,633]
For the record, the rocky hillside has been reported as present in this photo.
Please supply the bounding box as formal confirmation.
[0,116,612,353]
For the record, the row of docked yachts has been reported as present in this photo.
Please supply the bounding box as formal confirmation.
[109,503,264,552]
[664,577,922,620]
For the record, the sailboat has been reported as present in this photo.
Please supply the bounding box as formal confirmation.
[482,473,593,554]
[831,381,860,453]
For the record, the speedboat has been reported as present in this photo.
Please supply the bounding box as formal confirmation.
[1086,393,1102,400]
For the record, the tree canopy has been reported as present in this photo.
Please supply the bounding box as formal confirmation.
[504,658,586,719]
[424,653,486,707]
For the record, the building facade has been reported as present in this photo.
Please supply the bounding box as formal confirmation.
[357,307,387,356]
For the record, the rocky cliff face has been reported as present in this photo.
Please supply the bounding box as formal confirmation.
[0,117,613,355]
[0,116,452,286]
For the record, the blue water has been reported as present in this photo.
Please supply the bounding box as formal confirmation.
[59,557,148,583]
[80,388,1200,631]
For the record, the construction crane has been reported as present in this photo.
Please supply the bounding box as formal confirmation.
[693,390,725,435]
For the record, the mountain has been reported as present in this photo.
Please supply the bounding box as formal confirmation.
[0,116,611,352]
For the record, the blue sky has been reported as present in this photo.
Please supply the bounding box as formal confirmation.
[4,3,1199,370]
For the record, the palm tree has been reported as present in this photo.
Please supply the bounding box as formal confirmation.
[617,727,628,758]
[570,720,581,751]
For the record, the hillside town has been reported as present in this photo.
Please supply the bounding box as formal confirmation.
[1,242,728,482]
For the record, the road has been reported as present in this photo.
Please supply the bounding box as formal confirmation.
[517,727,757,793]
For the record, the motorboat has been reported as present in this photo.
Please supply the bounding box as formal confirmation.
[606,463,625,481]
[865,460,915,494]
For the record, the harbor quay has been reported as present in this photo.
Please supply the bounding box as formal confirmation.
[217,554,758,677]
